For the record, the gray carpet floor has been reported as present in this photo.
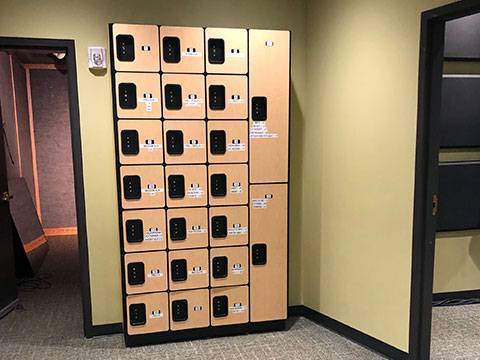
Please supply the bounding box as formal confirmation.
[0,236,478,359]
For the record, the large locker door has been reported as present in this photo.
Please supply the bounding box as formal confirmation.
[249,184,287,322]
[249,30,290,183]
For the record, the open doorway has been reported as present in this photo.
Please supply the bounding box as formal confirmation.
[0,38,91,337]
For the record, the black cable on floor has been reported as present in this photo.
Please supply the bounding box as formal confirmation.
[432,297,480,307]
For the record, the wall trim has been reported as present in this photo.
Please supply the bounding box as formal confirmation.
[433,289,480,303]
[44,227,78,237]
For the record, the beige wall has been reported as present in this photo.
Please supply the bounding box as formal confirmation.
[0,0,307,325]
[303,0,451,352]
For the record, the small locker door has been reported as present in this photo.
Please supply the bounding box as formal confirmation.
[124,251,168,295]
[120,165,165,209]
[126,292,169,335]
[167,208,208,250]
[208,164,248,206]
[209,206,248,247]
[210,246,248,287]
[163,121,206,164]
[205,28,248,74]
[165,165,207,208]
[118,120,163,165]
[207,121,248,164]
[168,248,209,291]
[162,74,205,119]
[115,72,162,119]
[169,288,210,330]
[122,209,166,253]
[160,26,205,73]
[113,23,160,72]
[206,75,248,119]
[249,30,290,183]
[249,184,287,322]
[210,286,249,326]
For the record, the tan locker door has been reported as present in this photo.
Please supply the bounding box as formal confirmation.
[165,165,207,208]
[123,209,166,253]
[162,74,205,119]
[207,121,248,164]
[169,289,210,330]
[205,28,248,74]
[163,121,206,164]
[113,23,160,72]
[249,30,290,183]
[209,206,248,247]
[118,120,163,165]
[167,208,208,250]
[250,184,288,322]
[210,286,249,326]
[206,75,248,119]
[210,246,248,287]
[126,292,169,335]
[124,251,168,294]
[160,26,205,73]
[116,72,162,119]
[208,164,248,206]
[120,165,165,209]
[168,249,209,291]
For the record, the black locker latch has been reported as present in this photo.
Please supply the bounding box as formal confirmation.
[211,216,228,238]
[163,36,181,63]
[212,256,228,278]
[165,84,182,110]
[118,83,137,109]
[127,262,145,285]
[208,38,225,64]
[212,296,229,318]
[172,299,189,321]
[210,130,226,155]
[209,85,226,110]
[169,217,187,241]
[166,130,184,155]
[168,175,185,199]
[252,96,267,121]
[210,174,227,197]
[252,244,267,265]
[125,219,143,243]
[123,175,141,200]
[116,34,135,62]
[129,303,146,326]
[121,130,139,155]
[171,259,187,282]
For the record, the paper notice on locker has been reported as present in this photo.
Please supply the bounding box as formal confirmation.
[187,225,207,235]
[140,140,162,151]
[150,309,164,319]
[183,95,204,107]
[144,228,163,242]
[186,184,205,199]
[230,182,242,194]
[230,303,247,314]
[250,121,278,139]
[227,224,248,236]
[227,142,246,152]
[147,269,164,278]
[188,266,207,275]
[142,184,164,196]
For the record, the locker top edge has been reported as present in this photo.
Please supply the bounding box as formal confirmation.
[110,23,291,33]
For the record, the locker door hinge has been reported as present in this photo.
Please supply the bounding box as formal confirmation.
[432,194,438,217]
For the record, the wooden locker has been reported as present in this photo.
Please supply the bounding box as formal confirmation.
[168,249,209,291]
[209,206,248,247]
[162,74,205,119]
[118,120,163,165]
[115,72,162,119]
[120,165,165,209]
[206,75,248,119]
[207,121,248,164]
[249,30,290,183]
[249,184,288,322]
[210,246,248,287]
[113,23,160,72]
[169,289,210,330]
[160,26,205,73]
[210,286,249,326]
[208,164,248,206]
[124,251,168,295]
[122,209,166,253]
[205,28,248,74]
[163,121,206,164]
[126,292,169,335]
[167,208,208,250]
[165,165,207,208]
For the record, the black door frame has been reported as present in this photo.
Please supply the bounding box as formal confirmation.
[411,1,480,359]
[0,37,95,337]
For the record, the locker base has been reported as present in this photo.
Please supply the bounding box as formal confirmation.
[124,319,286,347]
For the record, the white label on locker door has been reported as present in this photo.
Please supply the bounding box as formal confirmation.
[226,49,245,58]
[140,141,162,152]
[186,184,205,199]
[228,96,245,105]
[150,310,164,319]
[147,269,164,278]
[227,143,246,152]
[250,122,279,139]
[182,49,202,57]
[227,224,247,236]
[142,184,164,196]
[231,263,244,275]
[144,228,163,242]
[183,95,204,107]
[230,182,242,194]
[138,96,159,112]
[184,139,205,149]
[187,225,207,235]
[230,303,246,314]
[252,193,273,209]
[189,266,207,275]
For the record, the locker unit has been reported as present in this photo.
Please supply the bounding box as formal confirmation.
[210,246,249,288]
[209,206,248,247]
[169,289,210,331]
[115,72,162,119]
[167,208,208,250]
[113,24,160,72]
[205,28,248,74]
[124,251,168,295]
[249,30,290,183]
[161,74,205,119]
[118,120,163,165]
[249,184,288,322]
[168,248,209,291]
[208,164,248,206]
[120,165,165,209]
[207,121,248,164]
[165,165,207,208]
[210,286,249,326]
[163,121,206,164]
[122,209,166,253]
[206,75,248,119]
[160,26,205,73]
[126,292,169,335]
